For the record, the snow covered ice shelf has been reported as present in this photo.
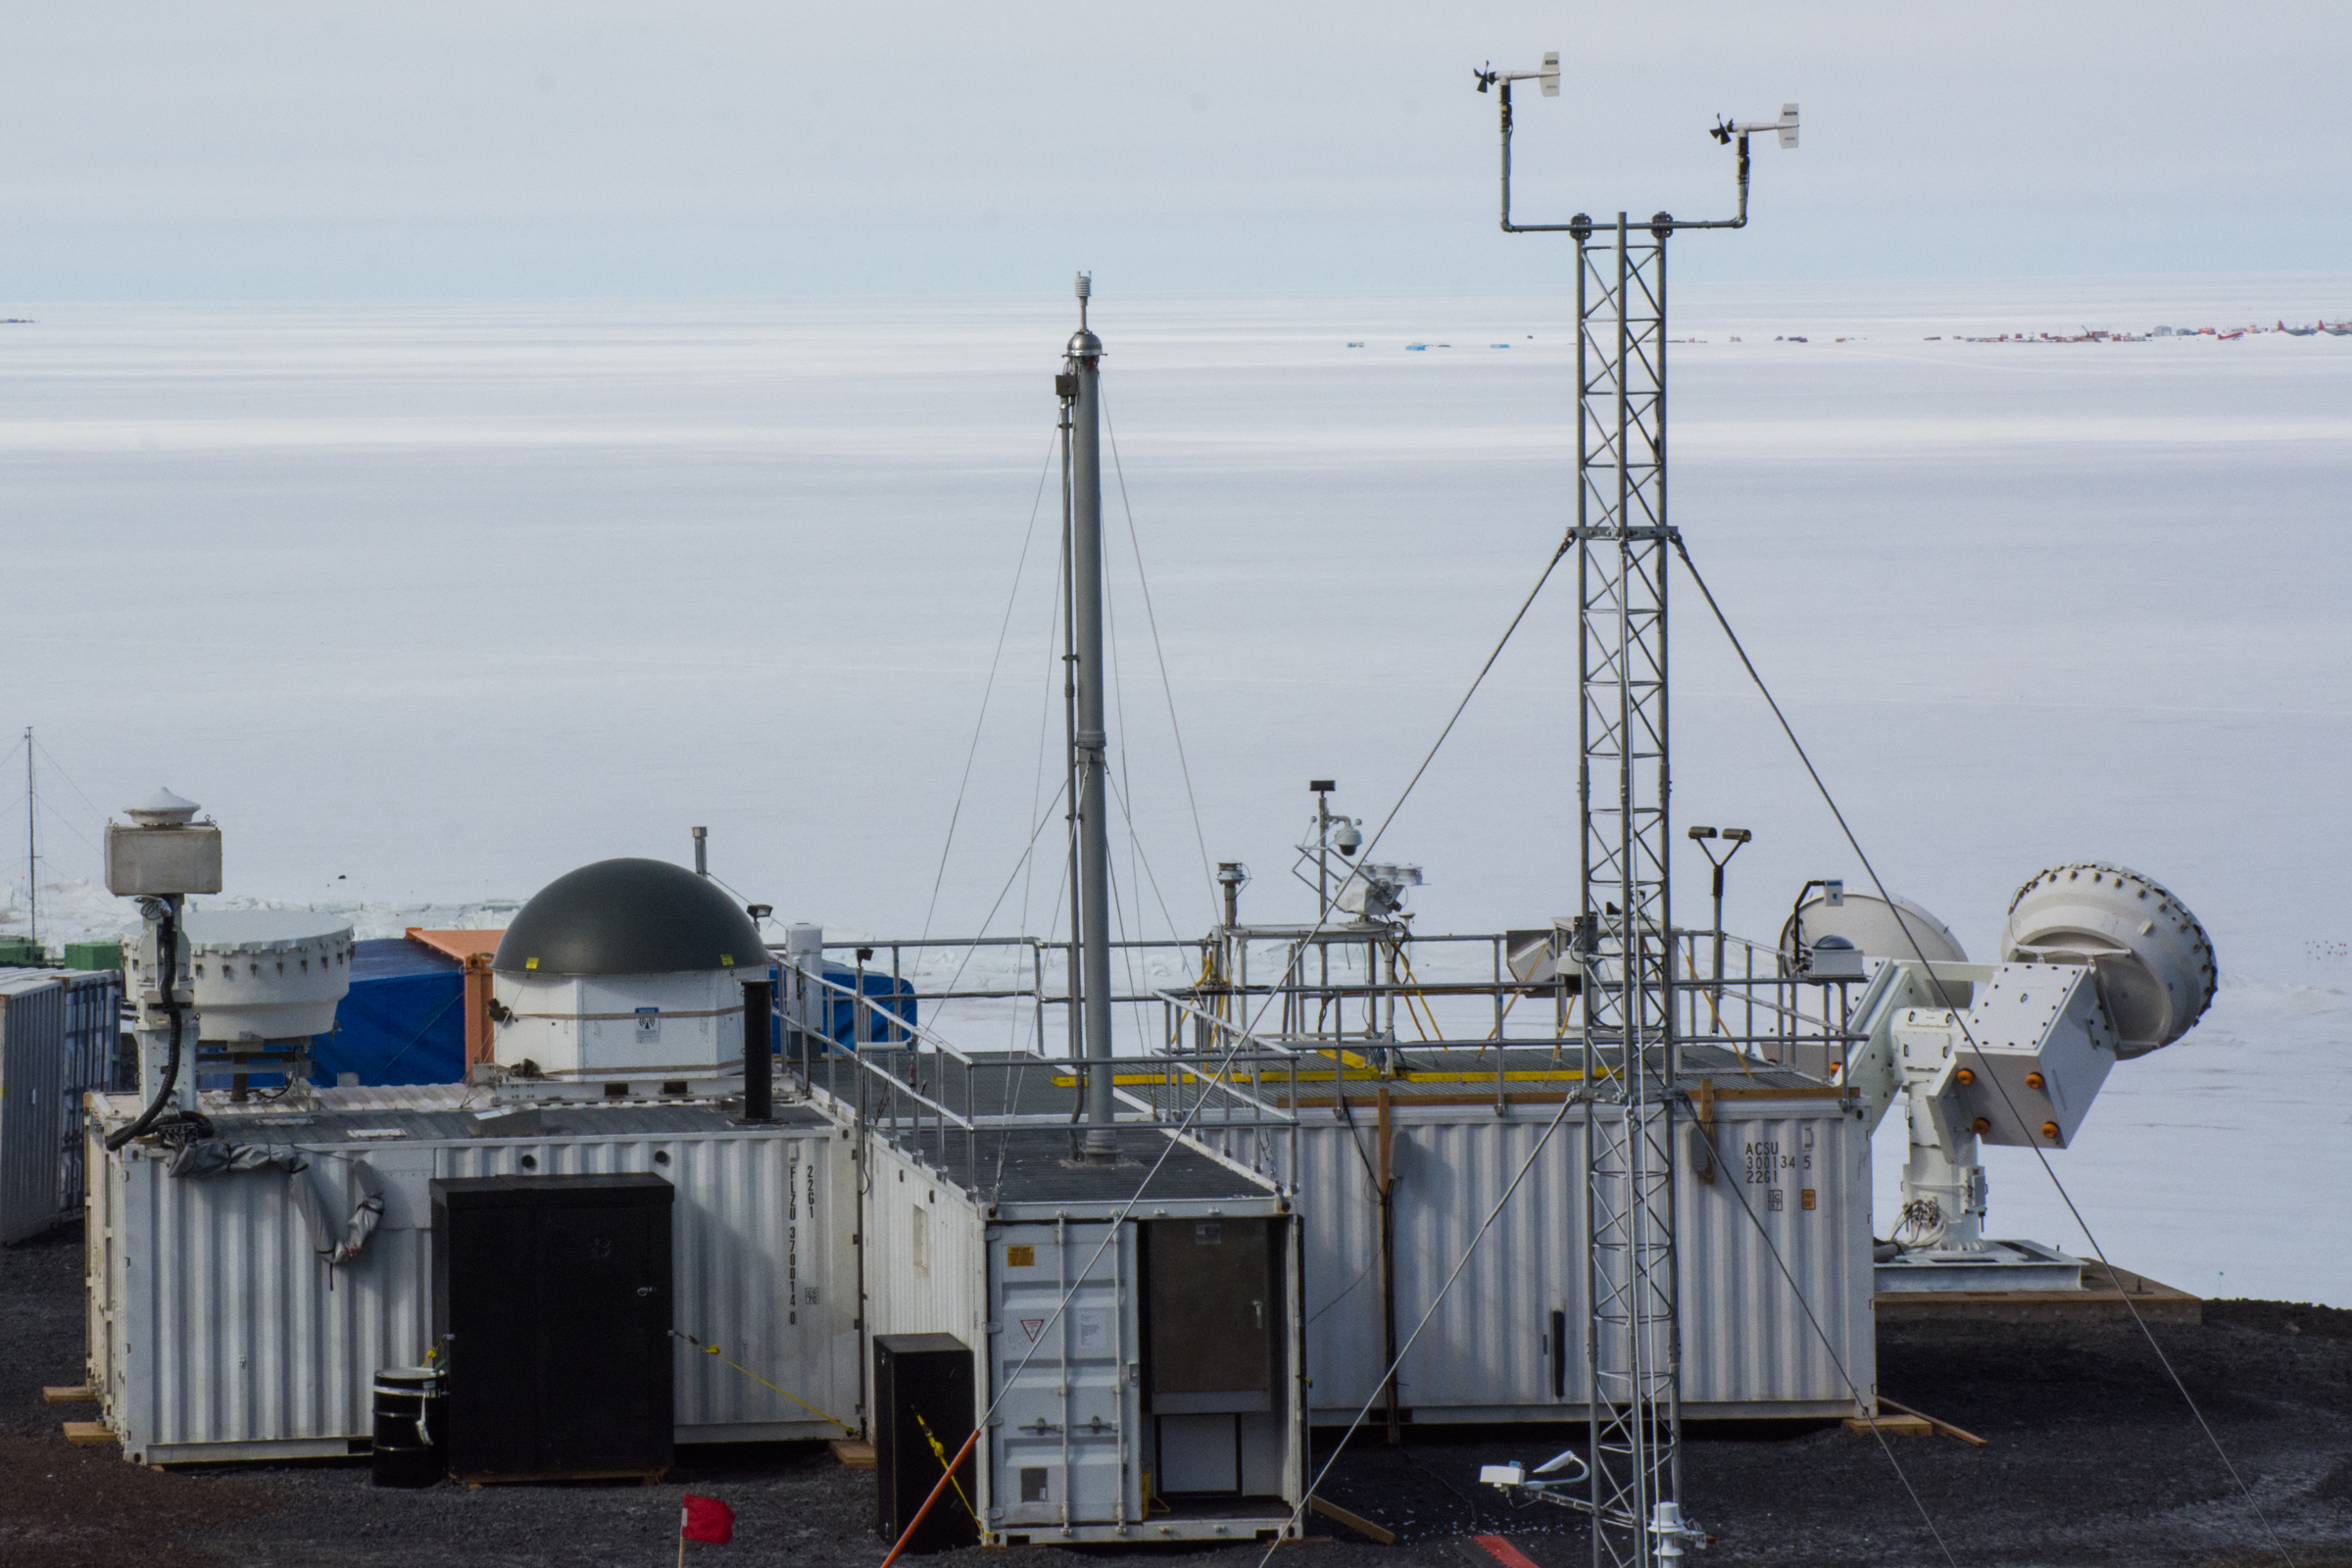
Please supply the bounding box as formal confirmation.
[2,277,2347,1302]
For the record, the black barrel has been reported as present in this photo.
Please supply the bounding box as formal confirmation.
[371,1367,446,1488]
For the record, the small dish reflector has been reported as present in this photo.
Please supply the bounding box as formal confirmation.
[1778,103,1799,149]
[1542,51,1559,96]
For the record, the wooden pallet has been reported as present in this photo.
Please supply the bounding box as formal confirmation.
[828,1438,875,1469]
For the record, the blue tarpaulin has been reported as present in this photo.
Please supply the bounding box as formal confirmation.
[309,938,466,1087]
[817,964,917,1046]
[778,965,919,1063]
[269,945,914,1087]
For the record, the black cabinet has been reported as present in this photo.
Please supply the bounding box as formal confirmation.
[873,1333,977,1552]
[430,1173,675,1482]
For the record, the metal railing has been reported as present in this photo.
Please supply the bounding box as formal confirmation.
[770,924,1864,1192]
[776,959,1305,1199]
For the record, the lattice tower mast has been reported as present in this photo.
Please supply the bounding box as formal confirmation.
[1475,60,1796,1567]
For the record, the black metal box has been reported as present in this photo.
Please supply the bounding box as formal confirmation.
[873,1332,976,1552]
[430,1173,675,1482]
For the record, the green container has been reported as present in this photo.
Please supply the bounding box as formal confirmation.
[62,940,122,972]
[0,936,46,966]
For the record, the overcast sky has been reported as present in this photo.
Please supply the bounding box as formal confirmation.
[3,1,2346,299]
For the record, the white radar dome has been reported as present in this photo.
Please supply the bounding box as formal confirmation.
[1999,862,2215,1058]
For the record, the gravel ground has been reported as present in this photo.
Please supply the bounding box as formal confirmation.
[6,1222,2348,1568]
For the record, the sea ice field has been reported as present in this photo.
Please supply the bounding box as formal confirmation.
[2,272,2347,1305]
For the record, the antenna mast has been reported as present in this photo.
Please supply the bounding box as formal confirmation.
[1471,58,1797,1567]
[1061,271,1118,1160]
[23,728,34,950]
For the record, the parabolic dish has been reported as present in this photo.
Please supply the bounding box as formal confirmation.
[2000,862,2216,1058]
[1779,889,1971,1004]
[1778,888,1967,964]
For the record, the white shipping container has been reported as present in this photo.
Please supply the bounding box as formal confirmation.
[858,1123,1308,1545]
[2,968,122,1246]
[1198,1088,1874,1423]
[85,1090,859,1465]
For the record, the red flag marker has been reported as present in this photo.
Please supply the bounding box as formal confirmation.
[1471,1536,1542,1568]
[679,1494,735,1562]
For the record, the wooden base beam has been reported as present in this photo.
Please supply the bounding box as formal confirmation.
[1308,1495,1396,1545]
[1842,1410,1934,1438]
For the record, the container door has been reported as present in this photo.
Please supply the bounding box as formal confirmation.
[988,1221,1138,1532]
[1144,1216,1278,1495]
[530,1200,672,1472]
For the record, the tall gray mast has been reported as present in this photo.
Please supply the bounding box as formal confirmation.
[1474,60,1796,1568]
[23,728,34,949]
[1065,273,1118,1159]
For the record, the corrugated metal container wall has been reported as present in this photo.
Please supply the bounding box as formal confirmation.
[0,972,69,1244]
[859,1132,989,1354]
[436,1124,861,1440]
[58,972,124,1222]
[1389,1112,1586,1416]
[1678,1106,1874,1412]
[89,1115,859,1464]
[1200,1098,1871,1422]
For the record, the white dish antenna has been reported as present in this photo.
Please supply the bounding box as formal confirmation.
[1780,887,1965,961]
[2000,862,2216,1058]
[1781,887,1969,1002]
